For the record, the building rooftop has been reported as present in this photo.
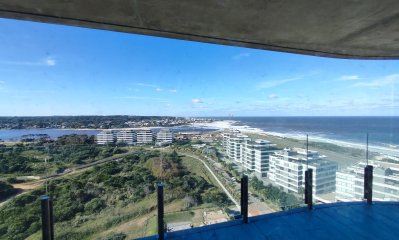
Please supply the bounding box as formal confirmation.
[140,202,399,240]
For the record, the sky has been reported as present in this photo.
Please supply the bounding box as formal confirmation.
[0,18,398,117]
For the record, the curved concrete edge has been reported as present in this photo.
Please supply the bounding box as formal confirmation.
[1,10,399,60]
[138,201,399,239]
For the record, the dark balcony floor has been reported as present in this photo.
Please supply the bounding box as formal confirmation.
[139,201,399,240]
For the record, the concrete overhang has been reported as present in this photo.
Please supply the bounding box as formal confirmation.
[0,0,399,59]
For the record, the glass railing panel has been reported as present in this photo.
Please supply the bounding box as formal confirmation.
[162,147,237,232]
[368,135,399,202]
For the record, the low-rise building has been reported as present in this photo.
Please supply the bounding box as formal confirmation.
[336,159,399,202]
[96,130,116,145]
[116,129,136,145]
[156,129,174,144]
[137,129,154,144]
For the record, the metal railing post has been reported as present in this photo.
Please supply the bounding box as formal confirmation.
[304,169,313,209]
[157,184,164,240]
[364,165,373,204]
[240,175,248,223]
[41,196,54,240]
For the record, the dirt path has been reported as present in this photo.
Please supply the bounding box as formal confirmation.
[0,150,135,208]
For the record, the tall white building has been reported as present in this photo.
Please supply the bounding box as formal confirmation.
[137,129,154,144]
[336,159,399,202]
[223,130,275,177]
[96,130,116,145]
[241,139,277,177]
[222,129,240,149]
[223,130,249,164]
[116,129,136,145]
[269,148,337,196]
[156,129,174,144]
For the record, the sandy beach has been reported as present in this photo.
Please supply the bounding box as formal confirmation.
[191,120,399,159]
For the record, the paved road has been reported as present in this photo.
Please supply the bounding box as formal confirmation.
[203,156,276,215]
[178,152,240,209]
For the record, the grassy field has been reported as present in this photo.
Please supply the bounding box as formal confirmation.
[165,211,194,223]
[24,194,158,240]
[15,150,228,240]
[181,156,220,187]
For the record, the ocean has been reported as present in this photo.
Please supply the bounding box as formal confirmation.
[216,116,399,149]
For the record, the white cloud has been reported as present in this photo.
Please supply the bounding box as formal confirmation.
[44,57,56,66]
[134,83,177,94]
[233,52,250,60]
[135,83,159,88]
[268,94,279,99]
[257,77,299,90]
[353,74,399,88]
[339,75,360,81]
[192,98,203,104]
[0,56,56,66]
[121,96,166,101]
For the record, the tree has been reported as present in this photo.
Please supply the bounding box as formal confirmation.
[203,188,230,205]
[0,181,18,200]
[84,198,106,213]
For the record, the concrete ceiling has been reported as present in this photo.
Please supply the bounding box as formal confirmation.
[1,0,399,59]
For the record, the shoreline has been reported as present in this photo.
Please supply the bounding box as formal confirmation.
[0,125,213,143]
[191,121,399,157]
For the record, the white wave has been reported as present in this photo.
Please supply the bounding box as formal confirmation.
[192,120,399,157]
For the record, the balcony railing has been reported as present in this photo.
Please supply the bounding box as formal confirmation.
[37,167,375,240]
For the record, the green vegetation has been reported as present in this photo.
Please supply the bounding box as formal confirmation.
[0,147,40,174]
[0,135,126,176]
[250,177,301,209]
[0,149,230,240]
[164,211,194,223]
[0,181,19,201]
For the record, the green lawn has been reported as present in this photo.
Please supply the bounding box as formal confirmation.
[165,211,194,223]
[181,156,219,187]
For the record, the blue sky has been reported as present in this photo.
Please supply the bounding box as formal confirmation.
[0,18,398,117]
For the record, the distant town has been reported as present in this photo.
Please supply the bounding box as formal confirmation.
[0,116,214,129]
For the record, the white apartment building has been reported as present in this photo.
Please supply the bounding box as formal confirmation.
[222,129,240,149]
[137,129,154,144]
[241,139,277,177]
[269,148,337,196]
[96,130,116,145]
[223,130,276,177]
[336,159,399,202]
[116,129,136,145]
[156,129,174,144]
[223,130,249,164]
